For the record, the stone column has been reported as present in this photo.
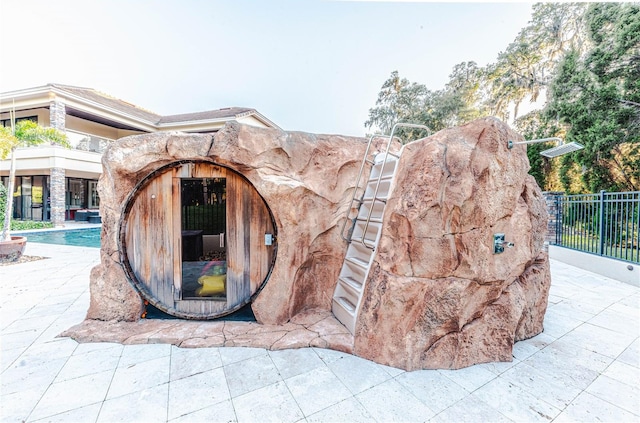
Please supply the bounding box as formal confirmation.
[49,100,66,131]
[542,191,564,251]
[50,167,66,227]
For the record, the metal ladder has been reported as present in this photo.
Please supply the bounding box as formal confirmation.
[333,123,430,334]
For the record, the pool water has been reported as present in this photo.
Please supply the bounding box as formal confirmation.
[18,228,101,248]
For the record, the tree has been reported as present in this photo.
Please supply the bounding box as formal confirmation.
[546,3,640,193]
[485,3,588,121]
[0,118,69,241]
[364,71,431,140]
[365,66,486,140]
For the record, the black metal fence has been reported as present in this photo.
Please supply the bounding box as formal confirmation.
[552,191,639,264]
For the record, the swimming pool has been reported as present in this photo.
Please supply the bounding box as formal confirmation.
[16,228,101,248]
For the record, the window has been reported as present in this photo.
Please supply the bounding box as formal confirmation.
[0,115,37,127]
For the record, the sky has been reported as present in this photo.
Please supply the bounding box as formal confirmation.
[0,0,534,136]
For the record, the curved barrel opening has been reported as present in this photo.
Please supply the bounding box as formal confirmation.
[119,161,277,319]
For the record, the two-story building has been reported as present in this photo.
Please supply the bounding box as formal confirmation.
[0,83,279,226]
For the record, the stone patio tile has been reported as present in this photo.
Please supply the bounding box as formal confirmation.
[20,338,78,362]
[542,338,613,374]
[0,328,42,351]
[1,346,25,372]
[355,378,436,422]
[1,356,67,396]
[168,399,237,423]
[233,380,304,423]
[22,302,71,320]
[395,369,468,414]
[547,282,578,300]
[106,355,171,400]
[602,359,640,387]
[474,358,521,376]
[2,314,58,334]
[617,292,640,309]
[218,346,267,366]
[56,345,122,382]
[284,366,352,417]
[541,308,585,339]
[511,332,555,361]
[431,394,513,423]
[28,369,113,421]
[560,322,636,359]
[97,383,169,423]
[1,387,47,423]
[167,367,230,420]
[117,343,172,368]
[269,347,325,379]
[312,347,351,364]
[617,338,640,368]
[500,362,582,409]
[473,377,562,422]
[585,374,640,416]
[524,351,599,391]
[438,362,497,392]
[306,397,373,423]
[549,297,602,321]
[72,341,123,355]
[224,353,283,398]
[30,403,102,423]
[554,391,639,422]
[587,307,640,337]
[325,352,393,395]
[170,345,223,381]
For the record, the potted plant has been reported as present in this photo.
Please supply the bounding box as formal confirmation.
[0,112,69,262]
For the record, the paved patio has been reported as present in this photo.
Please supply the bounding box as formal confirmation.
[1,242,638,422]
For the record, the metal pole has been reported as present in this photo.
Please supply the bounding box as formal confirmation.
[598,190,606,256]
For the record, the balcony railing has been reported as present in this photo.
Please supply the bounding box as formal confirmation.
[551,191,639,264]
[66,129,115,154]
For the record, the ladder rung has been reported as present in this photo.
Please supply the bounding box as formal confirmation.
[356,216,382,223]
[362,196,387,203]
[368,175,394,183]
[335,297,356,313]
[345,256,370,268]
[340,276,363,291]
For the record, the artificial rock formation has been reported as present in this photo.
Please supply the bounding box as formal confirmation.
[79,117,550,370]
[87,123,371,324]
[354,118,551,369]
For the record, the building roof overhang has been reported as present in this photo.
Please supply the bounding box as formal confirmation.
[0,84,281,132]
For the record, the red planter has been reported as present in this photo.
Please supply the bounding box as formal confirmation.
[0,236,27,263]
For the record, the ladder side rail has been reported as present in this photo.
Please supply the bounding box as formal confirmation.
[359,123,431,248]
[340,134,391,242]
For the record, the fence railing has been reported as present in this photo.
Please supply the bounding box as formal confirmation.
[552,191,639,264]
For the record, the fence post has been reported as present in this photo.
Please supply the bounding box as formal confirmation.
[542,191,564,251]
[598,190,606,256]
[556,195,562,245]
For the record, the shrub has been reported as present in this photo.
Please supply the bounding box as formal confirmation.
[11,220,54,230]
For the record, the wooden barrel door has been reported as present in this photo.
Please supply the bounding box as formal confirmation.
[121,162,276,319]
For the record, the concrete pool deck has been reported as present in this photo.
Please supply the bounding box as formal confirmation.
[1,242,638,422]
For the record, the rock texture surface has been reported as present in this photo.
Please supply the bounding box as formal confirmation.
[353,117,551,369]
[75,117,551,370]
[87,123,371,324]
[63,309,352,353]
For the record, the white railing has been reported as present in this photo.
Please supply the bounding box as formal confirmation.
[65,129,115,154]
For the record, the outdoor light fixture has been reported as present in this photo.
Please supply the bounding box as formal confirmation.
[507,137,584,158]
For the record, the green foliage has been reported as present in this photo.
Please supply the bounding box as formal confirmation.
[365,2,638,194]
[365,64,486,140]
[2,119,69,241]
[10,220,54,231]
[0,182,6,223]
[547,2,640,193]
